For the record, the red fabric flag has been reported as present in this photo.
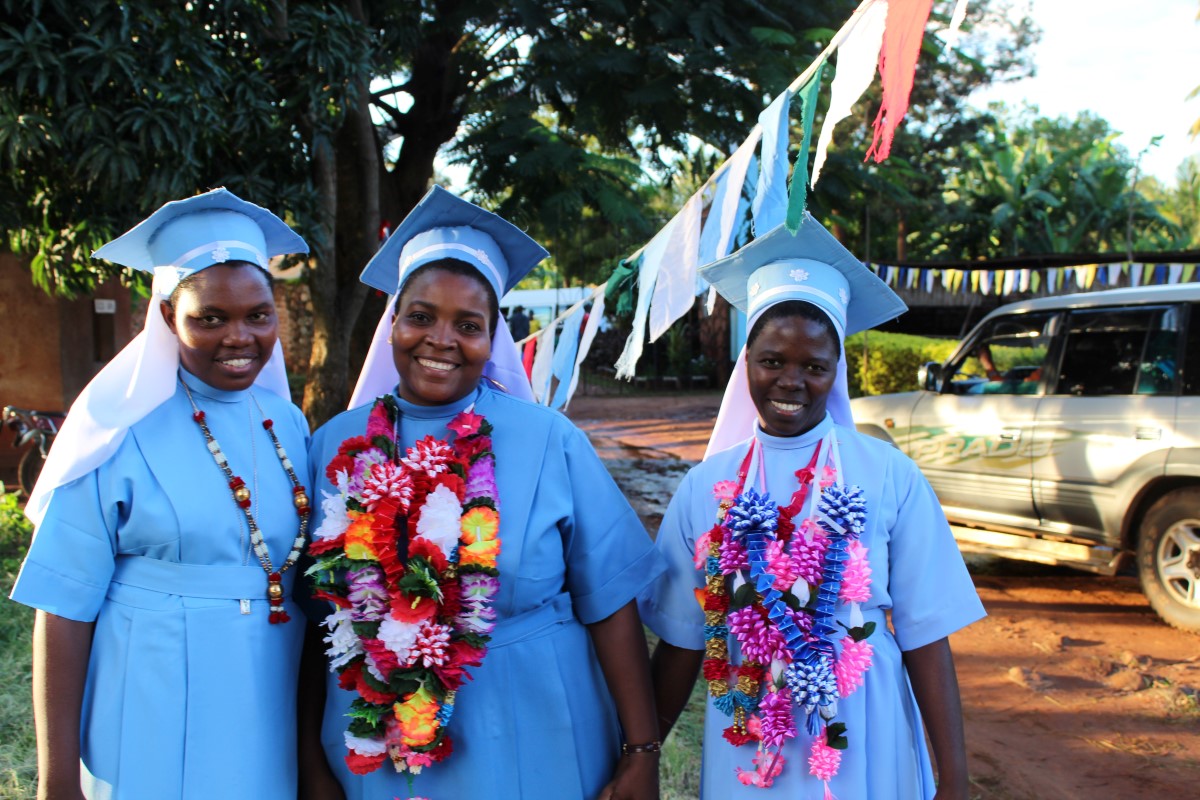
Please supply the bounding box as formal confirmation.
[865,0,935,163]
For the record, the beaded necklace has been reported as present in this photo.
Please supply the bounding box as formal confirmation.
[183,381,310,623]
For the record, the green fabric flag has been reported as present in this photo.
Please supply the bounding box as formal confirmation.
[605,252,643,318]
[786,60,827,234]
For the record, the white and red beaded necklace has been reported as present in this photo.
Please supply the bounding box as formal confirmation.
[183,381,310,623]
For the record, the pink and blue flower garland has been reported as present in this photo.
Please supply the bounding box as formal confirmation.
[696,444,875,793]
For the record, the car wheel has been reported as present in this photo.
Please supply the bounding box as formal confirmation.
[1137,488,1200,632]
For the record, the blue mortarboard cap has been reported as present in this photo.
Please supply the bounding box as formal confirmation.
[699,214,905,340]
[92,187,309,295]
[360,185,549,298]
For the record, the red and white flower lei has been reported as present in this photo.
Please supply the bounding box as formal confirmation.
[308,395,501,779]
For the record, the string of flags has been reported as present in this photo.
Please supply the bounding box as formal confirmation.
[610,0,960,379]
[872,261,1200,295]
[523,0,971,398]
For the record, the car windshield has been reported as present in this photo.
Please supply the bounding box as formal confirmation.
[945,312,1056,395]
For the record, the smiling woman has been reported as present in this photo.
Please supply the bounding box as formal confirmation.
[8,189,313,800]
[299,187,664,800]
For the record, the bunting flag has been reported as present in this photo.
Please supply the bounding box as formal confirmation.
[613,207,679,378]
[563,291,606,410]
[941,0,971,50]
[752,90,793,232]
[548,305,586,409]
[529,323,556,402]
[699,135,760,264]
[647,191,703,342]
[812,0,889,185]
[785,61,827,232]
[866,0,936,163]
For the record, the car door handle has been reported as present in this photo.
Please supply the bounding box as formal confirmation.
[998,428,1021,441]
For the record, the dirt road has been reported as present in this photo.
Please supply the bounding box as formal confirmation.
[567,392,1200,800]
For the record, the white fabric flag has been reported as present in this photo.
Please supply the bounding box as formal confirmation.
[648,191,703,342]
[1002,269,1015,295]
[1019,269,1031,293]
[1169,263,1184,284]
[529,326,556,403]
[941,0,971,49]
[811,0,889,185]
[700,130,761,265]
[1107,263,1122,286]
[614,219,672,378]
[563,291,607,411]
[1130,263,1142,287]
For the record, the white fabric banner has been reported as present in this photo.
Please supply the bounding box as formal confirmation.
[529,325,556,403]
[563,291,607,411]
[811,0,889,185]
[647,191,703,342]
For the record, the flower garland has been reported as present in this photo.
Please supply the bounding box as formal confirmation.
[183,383,309,623]
[307,395,501,779]
[696,439,875,794]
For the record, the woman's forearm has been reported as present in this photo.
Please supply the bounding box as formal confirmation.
[32,610,93,800]
[587,601,659,744]
[649,640,702,739]
[903,636,969,799]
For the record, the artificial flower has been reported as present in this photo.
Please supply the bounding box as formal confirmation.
[322,607,364,669]
[348,564,389,622]
[835,638,874,697]
[447,409,485,437]
[378,616,420,664]
[415,484,463,556]
[395,685,441,747]
[839,540,872,604]
[459,507,500,567]
[344,513,380,561]
[808,734,842,782]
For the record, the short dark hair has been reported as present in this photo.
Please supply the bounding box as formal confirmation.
[396,259,500,335]
[166,260,272,308]
[746,300,841,360]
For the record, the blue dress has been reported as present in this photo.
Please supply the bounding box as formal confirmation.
[10,369,310,799]
[639,414,985,799]
[306,384,664,800]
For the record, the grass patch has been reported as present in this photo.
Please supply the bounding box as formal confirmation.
[0,490,34,799]
[647,629,706,800]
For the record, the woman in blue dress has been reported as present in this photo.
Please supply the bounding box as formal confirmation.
[299,187,663,800]
[10,189,313,799]
[638,217,985,799]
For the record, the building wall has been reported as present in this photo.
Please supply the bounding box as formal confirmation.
[0,255,132,487]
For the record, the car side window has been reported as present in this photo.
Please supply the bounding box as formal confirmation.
[944,312,1056,395]
[1053,306,1180,397]
[1184,304,1200,396]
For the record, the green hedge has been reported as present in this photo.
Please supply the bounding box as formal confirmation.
[845,331,959,397]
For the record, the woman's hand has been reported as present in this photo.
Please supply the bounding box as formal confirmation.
[596,752,659,800]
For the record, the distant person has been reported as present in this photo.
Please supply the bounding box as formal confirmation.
[10,189,312,798]
[508,303,530,341]
[640,217,984,798]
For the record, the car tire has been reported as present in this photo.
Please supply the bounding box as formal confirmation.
[1137,488,1200,632]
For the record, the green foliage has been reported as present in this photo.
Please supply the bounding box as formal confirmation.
[0,491,30,577]
[845,331,957,397]
[0,0,374,294]
[0,490,33,798]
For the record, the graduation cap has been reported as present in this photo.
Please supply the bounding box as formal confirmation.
[699,213,905,340]
[359,185,549,298]
[92,187,309,296]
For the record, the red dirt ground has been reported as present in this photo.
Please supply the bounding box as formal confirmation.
[567,392,1200,800]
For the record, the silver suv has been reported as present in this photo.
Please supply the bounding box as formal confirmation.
[851,284,1200,631]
